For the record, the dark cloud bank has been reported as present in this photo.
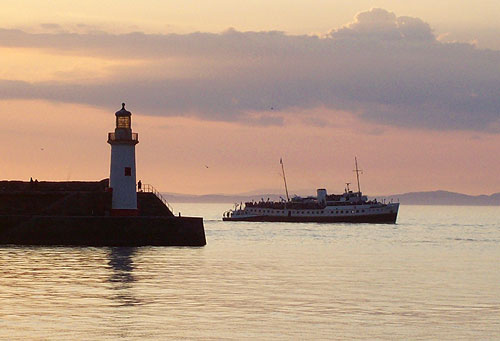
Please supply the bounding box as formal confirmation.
[1,8,499,131]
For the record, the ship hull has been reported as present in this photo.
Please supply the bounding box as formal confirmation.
[223,212,398,224]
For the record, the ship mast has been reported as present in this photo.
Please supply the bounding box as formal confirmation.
[354,156,363,197]
[280,158,290,202]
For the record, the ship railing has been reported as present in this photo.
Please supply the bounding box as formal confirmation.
[223,203,243,218]
[141,183,174,213]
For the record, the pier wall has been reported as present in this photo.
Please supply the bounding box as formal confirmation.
[0,216,205,246]
[0,180,205,246]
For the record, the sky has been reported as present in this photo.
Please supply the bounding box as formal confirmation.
[1,1,500,196]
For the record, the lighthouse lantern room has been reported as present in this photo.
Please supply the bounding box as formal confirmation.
[108,103,139,216]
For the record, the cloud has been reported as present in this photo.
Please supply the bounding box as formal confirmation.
[0,8,499,131]
[331,8,434,41]
[39,23,63,31]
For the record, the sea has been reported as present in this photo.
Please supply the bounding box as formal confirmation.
[0,204,498,340]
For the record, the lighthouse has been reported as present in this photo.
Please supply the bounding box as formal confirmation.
[108,103,139,216]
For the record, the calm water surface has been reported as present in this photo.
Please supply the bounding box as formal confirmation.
[0,205,498,340]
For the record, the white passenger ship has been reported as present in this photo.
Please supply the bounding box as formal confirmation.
[223,158,399,224]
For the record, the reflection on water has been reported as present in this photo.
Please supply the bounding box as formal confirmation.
[107,247,140,307]
[0,205,498,340]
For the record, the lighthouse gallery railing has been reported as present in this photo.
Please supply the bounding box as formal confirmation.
[108,132,138,142]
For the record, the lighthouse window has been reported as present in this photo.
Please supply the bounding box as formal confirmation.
[124,167,131,176]
[117,116,131,129]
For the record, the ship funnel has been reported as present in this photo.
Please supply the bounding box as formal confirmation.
[317,188,327,205]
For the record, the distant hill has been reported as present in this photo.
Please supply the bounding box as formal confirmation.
[163,190,500,206]
[375,190,500,206]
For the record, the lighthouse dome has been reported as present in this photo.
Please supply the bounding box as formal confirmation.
[114,103,132,130]
[115,103,131,117]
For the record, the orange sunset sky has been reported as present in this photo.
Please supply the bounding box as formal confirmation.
[1,1,499,196]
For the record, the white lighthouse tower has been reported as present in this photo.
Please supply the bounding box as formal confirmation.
[108,103,139,216]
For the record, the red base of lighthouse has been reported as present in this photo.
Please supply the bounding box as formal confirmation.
[111,209,139,216]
